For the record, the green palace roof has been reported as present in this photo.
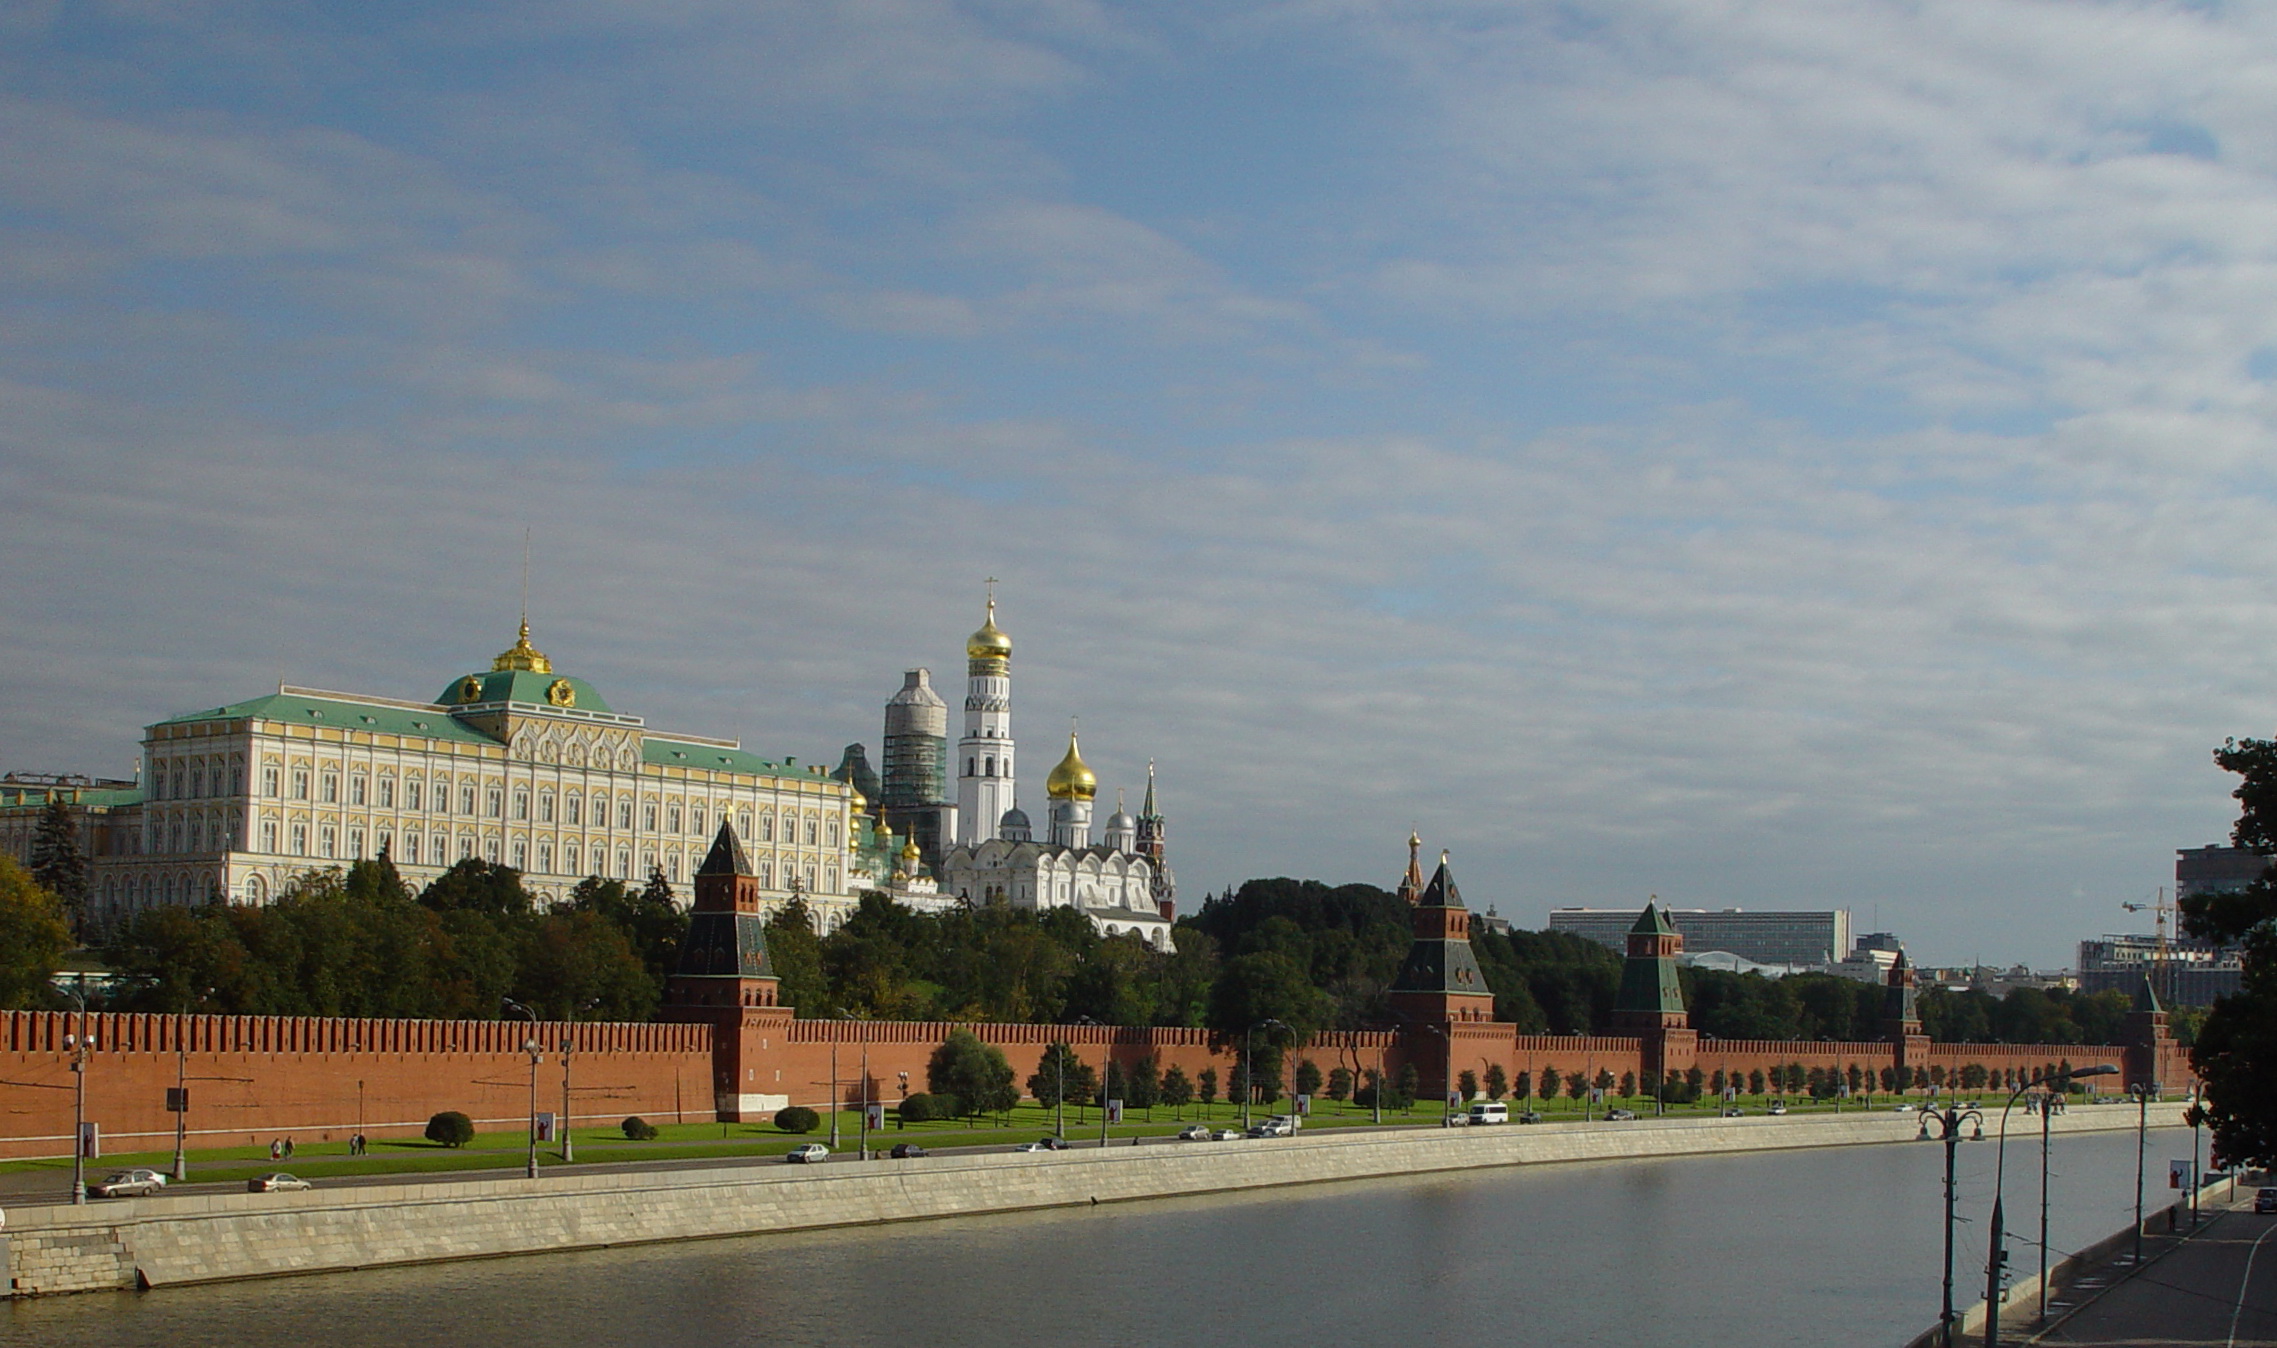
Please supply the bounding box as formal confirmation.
[155,691,496,744]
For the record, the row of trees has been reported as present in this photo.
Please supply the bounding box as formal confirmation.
[98,856,685,1020]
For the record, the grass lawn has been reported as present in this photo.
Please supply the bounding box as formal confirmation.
[0,1091,1929,1192]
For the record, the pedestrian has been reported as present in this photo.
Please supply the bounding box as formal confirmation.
[269,1138,282,1161]
[282,1137,295,1160]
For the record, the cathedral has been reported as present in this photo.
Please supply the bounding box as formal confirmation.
[842,591,1178,949]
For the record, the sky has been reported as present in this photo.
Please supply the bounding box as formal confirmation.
[7,1,2277,968]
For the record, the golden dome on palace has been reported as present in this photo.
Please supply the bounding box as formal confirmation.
[899,836,922,861]
[1046,731,1097,801]
[491,621,553,674]
[967,598,1013,661]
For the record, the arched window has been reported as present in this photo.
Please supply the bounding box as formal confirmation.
[691,803,706,835]
[487,788,504,818]
[460,836,476,860]
[511,840,527,869]
[190,766,205,798]
[985,756,994,777]
[666,803,682,833]
[483,838,501,863]
[737,809,752,837]
[536,841,552,872]
[263,764,281,797]
[667,853,682,882]
[538,791,554,823]
[293,769,311,800]
[347,827,364,857]
[350,773,367,806]
[804,816,817,846]
[319,825,337,858]
[261,820,279,853]
[404,778,422,812]
[615,847,631,879]
[757,860,772,887]
[644,802,659,831]
[291,823,308,855]
[642,850,658,877]
[564,793,581,826]
[460,783,477,815]
[513,789,530,820]
[760,814,775,843]
[378,775,395,809]
[320,772,339,804]
[244,873,267,905]
[564,841,580,875]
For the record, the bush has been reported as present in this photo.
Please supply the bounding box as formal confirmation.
[621,1116,658,1141]
[424,1110,475,1148]
[898,1093,936,1124]
[930,1093,962,1120]
[775,1105,820,1134]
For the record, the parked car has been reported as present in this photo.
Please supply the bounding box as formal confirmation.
[1767,1103,1789,1116]
[1892,1104,1917,1113]
[87,1169,167,1199]
[1015,1137,1071,1153]
[1246,1117,1296,1138]
[888,1143,928,1159]
[1517,1110,1544,1125]
[1605,1109,1638,1122]
[1466,1102,1510,1125]
[1722,1107,1746,1117]
[2255,1188,2277,1214]
[246,1173,311,1193]
[1177,1124,1214,1141]
[785,1143,830,1164]
[1208,1128,1243,1141]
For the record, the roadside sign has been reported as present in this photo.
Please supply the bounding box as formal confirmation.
[535,1112,556,1142]
[1106,1099,1124,1124]
[865,1103,886,1130]
[165,1087,189,1113]
[1294,1093,1311,1116]
[78,1122,99,1159]
[2171,1159,2194,1190]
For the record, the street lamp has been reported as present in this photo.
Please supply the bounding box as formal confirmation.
[1918,1098,1985,1347]
[560,997,596,1165]
[1983,1063,2117,1347]
[64,989,89,1205]
[1242,1019,1289,1131]
[2129,1079,2161,1267]
[2184,1102,2210,1230]
[501,998,542,1179]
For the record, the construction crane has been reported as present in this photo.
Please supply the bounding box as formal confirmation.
[2120,887,2172,1002]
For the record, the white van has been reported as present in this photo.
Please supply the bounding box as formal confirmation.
[1466,1102,1509,1125]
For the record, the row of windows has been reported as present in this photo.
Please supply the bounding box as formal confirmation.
[250,766,840,844]
[249,816,838,889]
[148,760,244,801]
[965,755,1013,777]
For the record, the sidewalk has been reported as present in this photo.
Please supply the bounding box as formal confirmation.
[2026,1188,2264,1346]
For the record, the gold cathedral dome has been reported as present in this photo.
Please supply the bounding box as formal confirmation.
[491,621,553,674]
[1045,730,1097,801]
[967,597,1013,661]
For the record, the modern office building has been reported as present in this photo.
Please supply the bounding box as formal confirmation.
[1548,906,1851,968]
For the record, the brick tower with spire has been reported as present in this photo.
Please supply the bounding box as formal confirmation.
[661,821,795,1120]
[1611,901,1697,1098]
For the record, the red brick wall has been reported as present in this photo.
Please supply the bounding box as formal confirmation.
[0,1012,714,1160]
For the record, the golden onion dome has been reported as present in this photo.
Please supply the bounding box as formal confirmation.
[899,836,922,861]
[967,597,1013,661]
[491,620,553,674]
[844,780,867,812]
[1045,730,1098,801]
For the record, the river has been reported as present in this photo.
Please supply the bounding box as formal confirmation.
[0,1123,2199,1347]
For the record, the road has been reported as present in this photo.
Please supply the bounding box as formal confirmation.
[2044,1202,2277,1347]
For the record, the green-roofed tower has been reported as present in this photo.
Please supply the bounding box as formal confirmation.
[1613,901,1688,1028]
[1388,851,1497,1026]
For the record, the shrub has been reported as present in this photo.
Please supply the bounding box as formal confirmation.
[898,1093,935,1124]
[775,1105,820,1134]
[930,1093,962,1120]
[621,1116,658,1141]
[424,1110,475,1148]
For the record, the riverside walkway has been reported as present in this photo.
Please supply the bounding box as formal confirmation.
[2036,1194,2277,1347]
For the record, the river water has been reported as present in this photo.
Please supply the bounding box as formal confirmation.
[0,1124,2197,1347]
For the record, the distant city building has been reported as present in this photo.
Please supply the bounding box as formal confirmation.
[1548,906,1850,967]
[878,669,954,870]
[1826,932,1904,983]
[2176,843,2265,899]
[2077,933,2239,1005]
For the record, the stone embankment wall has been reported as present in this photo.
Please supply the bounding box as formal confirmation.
[4,1102,2180,1298]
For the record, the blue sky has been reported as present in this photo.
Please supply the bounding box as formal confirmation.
[8,0,2277,966]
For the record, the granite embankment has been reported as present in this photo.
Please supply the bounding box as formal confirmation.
[5,1104,2180,1297]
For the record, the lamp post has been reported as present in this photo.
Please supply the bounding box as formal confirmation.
[1918,1098,1985,1347]
[501,998,541,1179]
[2130,1079,2160,1266]
[171,1037,188,1182]
[1983,1063,2117,1347]
[2184,1103,2208,1229]
[65,989,89,1205]
[1240,1019,1286,1131]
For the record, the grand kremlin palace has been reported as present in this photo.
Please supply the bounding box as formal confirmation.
[1,625,864,929]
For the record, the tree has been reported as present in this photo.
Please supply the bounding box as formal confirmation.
[1565,1071,1587,1103]
[926,1029,1017,1120]
[27,801,89,939]
[1197,1066,1219,1111]
[0,856,71,1007]
[1684,1065,1705,1101]
[1326,1066,1353,1102]
[1538,1064,1558,1103]
[1514,1070,1532,1102]
[425,1111,475,1147]
[2185,737,2277,1166]
[1128,1053,1162,1115]
[1397,1063,1420,1109]
[1485,1063,1508,1101]
[764,896,828,1016]
[1028,1041,1085,1110]
[1227,1057,1251,1108]
[1161,1064,1194,1117]
[1748,1069,1767,1096]
[1294,1058,1323,1101]
[1617,1071,1635,1099]
[568,874,688,997]
[1458,1069,1480,1100]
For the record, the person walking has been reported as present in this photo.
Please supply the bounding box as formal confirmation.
[269,1139,282,1161]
